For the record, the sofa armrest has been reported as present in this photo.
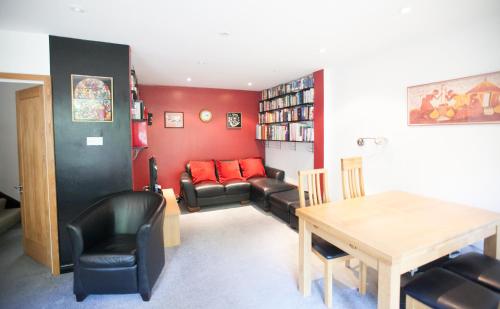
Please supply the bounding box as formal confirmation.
[137,197,166,298]
[180,172,197,208]
[265,166,285,181]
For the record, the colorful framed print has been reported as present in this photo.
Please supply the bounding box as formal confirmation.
[164,112,184,128]
[408,71,500,125]
[71,74,113,122]
[226,112,242,128]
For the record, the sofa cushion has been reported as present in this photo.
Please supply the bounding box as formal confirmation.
[189,160,217,184]
[80,234,137,268]
[248,177,295,196]
[239,158,266,179]
[443,252,500,293]
[224,179,251,195]
[404,268,500,309]
[216,160,244,183]
[268,189,308,215]
[194,181,225,198]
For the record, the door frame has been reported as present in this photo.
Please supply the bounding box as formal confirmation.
[0,72,59,275]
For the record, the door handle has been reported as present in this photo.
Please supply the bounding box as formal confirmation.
[14,185,23,193]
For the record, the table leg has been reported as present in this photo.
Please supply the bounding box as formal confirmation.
[378,261,400,309]
[484,225,500,259]
[299,218,312,296]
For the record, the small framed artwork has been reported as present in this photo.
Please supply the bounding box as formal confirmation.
[408,71,500,125]
[227,112,242,129]
[71,74,113,122]
[164,112,184,128]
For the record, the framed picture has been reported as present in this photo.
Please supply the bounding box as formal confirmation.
[227,112,242,128]
[71,74,113,122]
[164,112,184,128]
[408,71,500,125]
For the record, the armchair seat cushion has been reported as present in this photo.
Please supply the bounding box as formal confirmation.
[194,181,225,198]
[80,234,137,268]
[224,179,251,195]
[247,177,295,196]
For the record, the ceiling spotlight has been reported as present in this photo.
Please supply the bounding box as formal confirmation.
[197,60,207,65]
[70,5,85,13]
[218,32,230,37]
[319,48,327,53]
[400,7,412,15]
[186,77,192,82]
[247,82,253,86]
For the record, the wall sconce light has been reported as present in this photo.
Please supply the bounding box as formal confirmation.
[357,137,388,147]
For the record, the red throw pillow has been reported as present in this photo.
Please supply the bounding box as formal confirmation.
[216,160,243,183]
[189,160,217,184]
[239,158,266,179]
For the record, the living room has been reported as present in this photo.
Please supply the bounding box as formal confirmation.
[0,0,500,308]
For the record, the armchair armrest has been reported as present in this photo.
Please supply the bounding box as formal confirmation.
[265,166,285,181]
[66,202,113,261]
[136,197,166,299]
[180,172,197,208]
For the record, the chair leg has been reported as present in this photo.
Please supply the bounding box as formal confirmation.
[359,262,367,295]
[75,293,87,302]
[345,258,351,268]
[324,260,333,308]
[141,292,151,301]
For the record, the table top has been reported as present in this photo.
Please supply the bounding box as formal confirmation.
[296,191,500,262]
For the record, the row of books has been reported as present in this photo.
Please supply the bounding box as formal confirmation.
[259,88,314,112]
[258,105,314,124]
[256,123,314,142]
[261,75,314,100]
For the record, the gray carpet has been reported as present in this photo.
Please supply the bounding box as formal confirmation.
[0,205,399,308]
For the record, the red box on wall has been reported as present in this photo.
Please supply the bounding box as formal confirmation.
[132,121,148,148]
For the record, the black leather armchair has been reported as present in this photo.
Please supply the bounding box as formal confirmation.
[67,191,166,302]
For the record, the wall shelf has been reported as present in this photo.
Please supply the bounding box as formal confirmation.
[259,102,314,113]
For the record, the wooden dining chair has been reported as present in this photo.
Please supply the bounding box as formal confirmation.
[340,157,367,292]
[341,157,365,200]
[298,169,366,308]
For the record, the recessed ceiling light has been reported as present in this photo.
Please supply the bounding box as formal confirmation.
[247,82,253,86]
[197,60,207,65]
[400,7,412,15]
[319,48,327,53]
[186,77,192,82]
[218,32,230,37]
[70,5,85,13]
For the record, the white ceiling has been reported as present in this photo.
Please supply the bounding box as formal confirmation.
[1,0,499,90]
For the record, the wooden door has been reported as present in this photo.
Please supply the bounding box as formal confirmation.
[16,86,52,268]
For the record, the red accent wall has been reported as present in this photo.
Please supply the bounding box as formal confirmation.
[132,85,264,194]
[313,69,324,168]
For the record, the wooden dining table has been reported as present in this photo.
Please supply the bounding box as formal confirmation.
[296,191,500,309]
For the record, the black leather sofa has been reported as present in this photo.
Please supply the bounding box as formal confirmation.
[67,191,166,302]
[180,160,295,211]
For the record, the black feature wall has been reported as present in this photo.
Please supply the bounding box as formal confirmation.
[50,36,132,271]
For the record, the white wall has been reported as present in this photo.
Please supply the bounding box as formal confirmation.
[324,18,500,212]
[265,141,314,184]
[0,82,38,200]
[0,30,50,75]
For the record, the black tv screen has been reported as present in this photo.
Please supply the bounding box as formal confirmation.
[149,157,158,193]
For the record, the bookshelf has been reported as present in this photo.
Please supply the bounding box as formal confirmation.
[256,74,314,143]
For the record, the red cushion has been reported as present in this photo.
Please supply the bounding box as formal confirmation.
[216,160,243,183]
[239,158,266,179]
[189,160,217,184]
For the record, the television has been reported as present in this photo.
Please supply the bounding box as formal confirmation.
[148,157,161,194]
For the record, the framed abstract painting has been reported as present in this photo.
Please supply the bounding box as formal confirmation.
[408,71,500,125]
[164,112,184,128]
[71,74,113,122]
[226,112,242,128]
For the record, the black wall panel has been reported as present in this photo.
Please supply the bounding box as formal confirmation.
[50,36,132,271]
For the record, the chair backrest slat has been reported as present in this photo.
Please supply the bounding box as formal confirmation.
[298,169,330,207]
[341,157,365,200]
